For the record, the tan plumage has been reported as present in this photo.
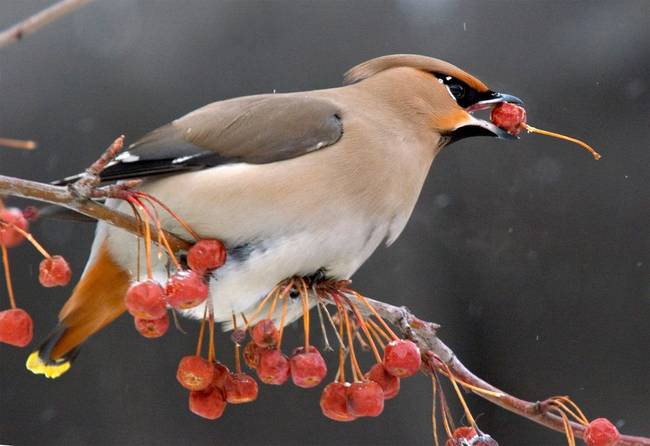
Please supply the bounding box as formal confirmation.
[30,54,522,377]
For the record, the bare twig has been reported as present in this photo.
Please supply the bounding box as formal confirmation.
[0,0,94,50]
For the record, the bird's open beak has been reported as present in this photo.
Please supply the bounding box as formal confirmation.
[448,92,524,142]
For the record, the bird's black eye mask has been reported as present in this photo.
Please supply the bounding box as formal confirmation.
[432,73,498,109]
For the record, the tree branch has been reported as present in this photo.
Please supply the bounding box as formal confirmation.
[0,0,94,50]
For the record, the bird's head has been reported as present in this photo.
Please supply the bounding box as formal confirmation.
[344,54,524,145]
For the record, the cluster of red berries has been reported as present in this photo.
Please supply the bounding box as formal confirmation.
[320,338,421,421]
[176,354,259,419]
[244,318,328,388]
[0,206,71,348]
[124,239,226,338]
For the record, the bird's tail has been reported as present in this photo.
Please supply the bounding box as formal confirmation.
[27,242,130,378]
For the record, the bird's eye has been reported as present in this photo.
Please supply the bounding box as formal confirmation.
[447,82,465,100]
[434,73,478,108]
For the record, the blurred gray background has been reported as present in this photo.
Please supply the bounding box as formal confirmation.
[1,1,648,445]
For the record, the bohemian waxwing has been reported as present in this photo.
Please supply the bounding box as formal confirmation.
[27,54,523,378]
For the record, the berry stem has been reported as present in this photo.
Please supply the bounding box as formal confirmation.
[442,363,478,430]
[276,292,289,351]
[125,200,143,281]
[298,278,310,350]
[266,287,281,319]
[1,241,16,309]
[128,196,153,279]
[134,192,200,241]
[549,398,589,426]
[524,124,602,160]
[137,195,181,270]
[320,296,347,351]
[195,305,208,357]
[343,308,363,381]
[336,304,346,383]
[315,293,332,351]
[345,289,399,340]
[366,318,392,344]
[552,396,590,426]
[0,222,51,259]
[558,409,577,446]
[342,295,382,364]
[366,320,387,350]
[248,283,282,325]
[207,307,216,363]
[231,312,242,374]
[431,376,440,446]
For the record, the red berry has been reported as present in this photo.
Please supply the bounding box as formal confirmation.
[0,207,28,248]
[224,372,259,403]
[290,346,327,388]
[256,349,290,385]
[187,239,227,273]
[243,340,263,369]
[320,382,356,422]
[364,363,400,399]
[490,102,527,136]
[176,355,215,391]
[452,426,478,441]
[383,339,421,378]
[165,270,209,309]
[189,387,227,420]
[38,255,72,287]
[0,308,33,347]
[251,319,279,348]
[584,418,620,446]
[134,314,168,338]
[210,362,230,390]
[347,381,384,417]
[125,280,167,319]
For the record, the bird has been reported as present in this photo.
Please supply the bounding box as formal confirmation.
[27,54,522,378]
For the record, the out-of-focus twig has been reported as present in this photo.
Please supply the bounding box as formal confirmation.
[0,137,37,150]
[0,0,94,50]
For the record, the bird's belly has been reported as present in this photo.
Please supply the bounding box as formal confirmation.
[181,219,389,325]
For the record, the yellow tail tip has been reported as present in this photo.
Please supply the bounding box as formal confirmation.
[26,351,71,379]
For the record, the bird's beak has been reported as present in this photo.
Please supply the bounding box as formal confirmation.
[447,92,524,143]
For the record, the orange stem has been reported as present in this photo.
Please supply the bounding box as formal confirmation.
[135,192,200,240]
[195,305,208,357]
[525,124,602,160]
[1,241,16,309]
[1,223,51,259]
[276,293,290,351]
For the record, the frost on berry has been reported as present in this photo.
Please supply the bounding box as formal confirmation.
[176,355,215,391]
[38,255,72,288]
[290,346,327,388]
[125,280,167,319]
[382,339,421,378]
[165,270,209,309]
[584,418,621,446]
[347,381,384,418]
[256,349,290,385]
[189,387,227,420]
[364,363,400,400]
[224,372,259,404]
[0,308,33,347]
[187,239,227,274]
[251,319,279,348]
[243,341,263,369]
[0,207,28,248]
[134,314,169,338]
[490,102,527,136]
[320,382,356,422]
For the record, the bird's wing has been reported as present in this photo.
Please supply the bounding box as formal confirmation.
[57,94,343,184]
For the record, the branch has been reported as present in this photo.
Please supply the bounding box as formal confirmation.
[0,137,191,252]
[357,296,650,446]
[0,0,94,50]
